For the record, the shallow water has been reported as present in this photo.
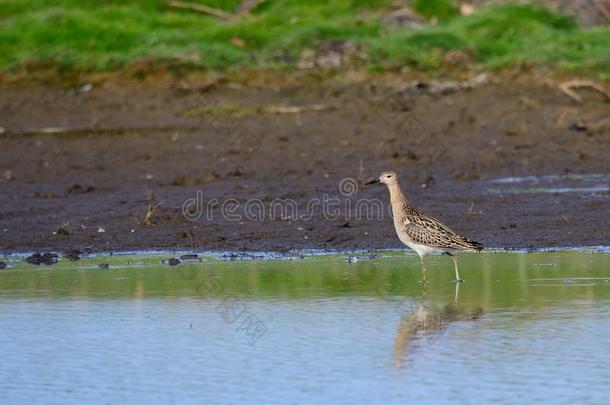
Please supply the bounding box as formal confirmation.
[1,251,610,404]
[487,173,610,196]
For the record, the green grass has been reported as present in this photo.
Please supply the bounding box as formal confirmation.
[410,0,459,22]
[0,0,609,76]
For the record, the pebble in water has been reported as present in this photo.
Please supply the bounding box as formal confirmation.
[179,254,202,262]
[26,252,58,266]
[63,249,81,261]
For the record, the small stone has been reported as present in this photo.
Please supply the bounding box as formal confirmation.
[460,3,475,16]
[569,122,587,132]
[381,7,424,29]
[67,184,95,194]
[1,170,12,182]
[179,254,200,262]
[98,263,110,269]
[64,249,81,261]
[72,83,93,93]
[56,223,71,235]
[26,252,58,266]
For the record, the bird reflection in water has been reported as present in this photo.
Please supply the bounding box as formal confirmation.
[394,283,483,367]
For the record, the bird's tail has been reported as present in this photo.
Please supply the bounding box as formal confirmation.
[466,239,484,252]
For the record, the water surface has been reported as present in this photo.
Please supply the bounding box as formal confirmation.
[1,251,609,404]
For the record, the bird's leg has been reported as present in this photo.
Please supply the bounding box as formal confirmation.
[419,255,427,284]
[454,281,460,305]
[451,255,463,283]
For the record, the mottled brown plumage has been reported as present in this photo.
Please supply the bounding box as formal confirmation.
[400,200,483,252]
[366,170,483,282]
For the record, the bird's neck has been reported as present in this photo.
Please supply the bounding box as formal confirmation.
[388,182,419,215]
[388,182,407,205]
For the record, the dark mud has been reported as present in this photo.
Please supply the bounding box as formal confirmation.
[0,74,609,254]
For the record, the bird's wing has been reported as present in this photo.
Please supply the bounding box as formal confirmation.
[402,214,483,251]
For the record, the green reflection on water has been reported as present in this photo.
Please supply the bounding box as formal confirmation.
[1,251,609,309]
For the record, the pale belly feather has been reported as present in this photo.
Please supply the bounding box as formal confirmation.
[398,233,439,257]
[393,218,446,257]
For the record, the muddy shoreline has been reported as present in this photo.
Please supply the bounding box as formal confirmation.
[1,73,609,254]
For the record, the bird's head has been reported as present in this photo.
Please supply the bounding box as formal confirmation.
[365,170,399,186]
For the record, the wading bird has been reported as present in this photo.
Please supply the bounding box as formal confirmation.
[366,171,483,282]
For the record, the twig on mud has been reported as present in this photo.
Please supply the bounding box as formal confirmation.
[3,126,200,137]
[559,80,610,103]
[466,201,481,216]
[139,191,163,226]
[262,104,336,114]
[167,1,234,19]
[552,108,578,128]
[37,127,71,134]
[185,103,337,118]
[177,78,220,93]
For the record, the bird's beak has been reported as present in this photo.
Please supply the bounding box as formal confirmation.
[364,178,380,185]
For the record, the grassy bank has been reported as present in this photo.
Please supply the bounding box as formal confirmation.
[1,0,609,76]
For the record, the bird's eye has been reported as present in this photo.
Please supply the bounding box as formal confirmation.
[386,175,391,178]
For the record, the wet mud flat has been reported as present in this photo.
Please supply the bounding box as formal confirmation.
[0,74,609,254]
